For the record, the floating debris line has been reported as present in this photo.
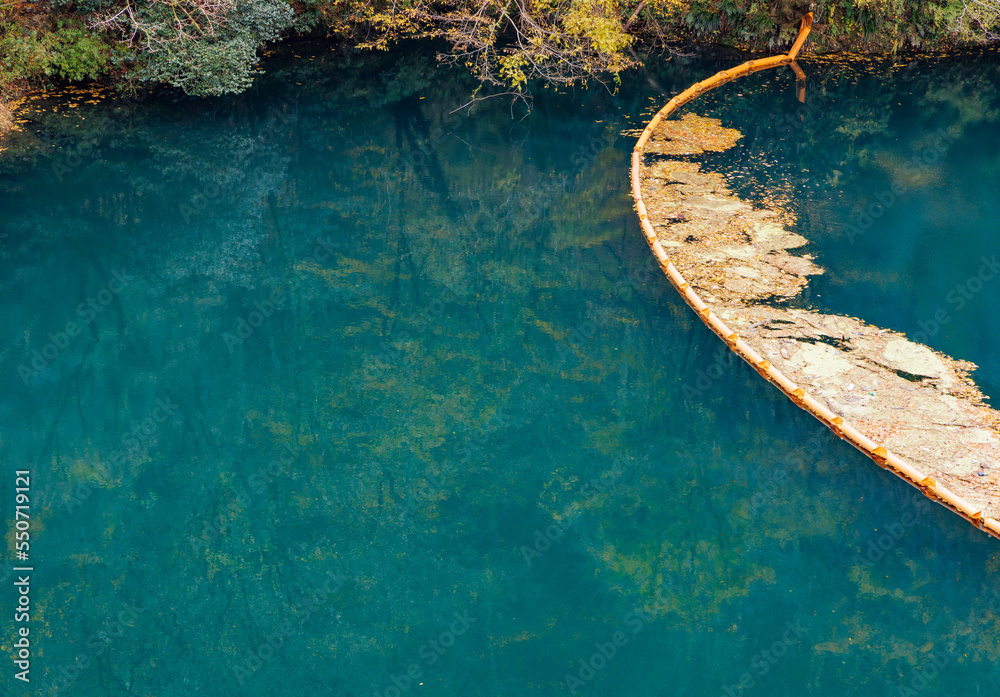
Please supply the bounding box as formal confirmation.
[631,13,1000,538]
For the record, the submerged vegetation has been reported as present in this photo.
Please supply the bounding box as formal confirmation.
[2,46,1000,692]
[0,0,999,103]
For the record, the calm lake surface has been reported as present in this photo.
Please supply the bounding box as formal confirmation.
[1,44,999,696]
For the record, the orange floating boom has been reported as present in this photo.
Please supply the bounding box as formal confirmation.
[630,13,1000,540]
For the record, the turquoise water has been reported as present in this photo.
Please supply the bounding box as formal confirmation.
[697,51,1000,402]
[1,46,1000,696]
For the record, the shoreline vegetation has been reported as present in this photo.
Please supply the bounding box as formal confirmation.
[1,0,999,134]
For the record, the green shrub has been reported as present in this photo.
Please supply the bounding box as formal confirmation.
[115,0,295,96]
[0,18,109,93]
[133,35,265,97]
[50,20,110,81]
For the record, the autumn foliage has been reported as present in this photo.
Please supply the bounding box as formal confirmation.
[1,0,999,100]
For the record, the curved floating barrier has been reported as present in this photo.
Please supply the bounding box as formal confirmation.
[630,13,1000,540]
